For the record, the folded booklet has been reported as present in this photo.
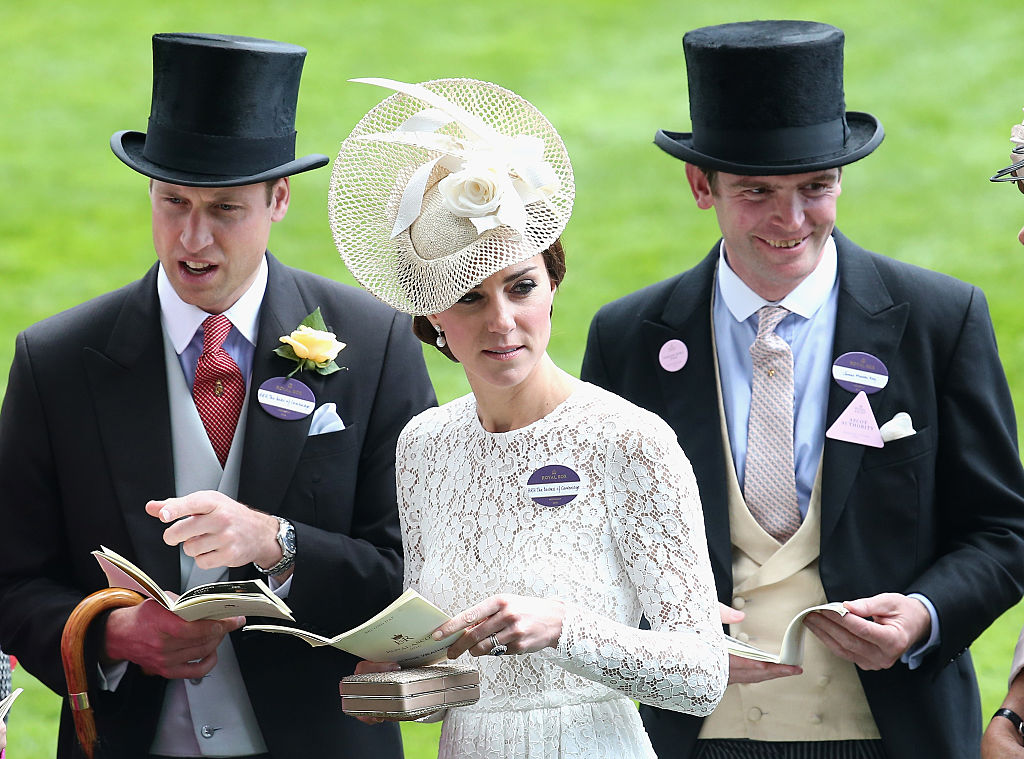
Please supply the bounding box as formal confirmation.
[0,687,23,722]
[93,545,294,623]
[725,602,848,666]
[245,588,462,667]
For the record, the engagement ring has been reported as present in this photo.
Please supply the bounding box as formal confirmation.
[488,633,507,657]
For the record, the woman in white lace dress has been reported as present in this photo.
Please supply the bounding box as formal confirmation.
[329,76,728,759]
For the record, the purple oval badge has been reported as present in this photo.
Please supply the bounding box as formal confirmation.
[832,352,889,395]
[258,376,315,420]
[525,465,582,508]
[659,339,689,372]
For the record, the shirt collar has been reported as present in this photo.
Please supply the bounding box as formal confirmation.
[157,255,268,354]
[717,235,838,323]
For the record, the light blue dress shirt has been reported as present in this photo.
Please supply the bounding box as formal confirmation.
[714,236,839,517]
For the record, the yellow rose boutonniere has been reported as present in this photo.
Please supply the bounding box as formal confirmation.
[275,307,346,377]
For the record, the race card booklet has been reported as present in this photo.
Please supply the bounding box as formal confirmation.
[92,545,294,623]
[0,687,23,721]
[725,602,848,666]
[245,588,462,667]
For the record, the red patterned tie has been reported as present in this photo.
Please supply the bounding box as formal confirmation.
[193,314,245,467]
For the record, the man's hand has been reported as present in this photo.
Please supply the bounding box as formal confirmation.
[718,603,802,684]
[982,670,1024,758]
[103,598,244,679]
[803,593,931,670]
[982,713,1024,758]
[145,491,282,570]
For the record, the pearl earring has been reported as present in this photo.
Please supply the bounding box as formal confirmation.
[434,324,446,348]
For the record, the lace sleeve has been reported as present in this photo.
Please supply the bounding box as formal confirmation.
[545,418,728,716]
[396,424,426,594]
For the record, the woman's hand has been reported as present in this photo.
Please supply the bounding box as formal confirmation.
[343,660,400,725]
[433,594,565,660]
[718,602,802,684]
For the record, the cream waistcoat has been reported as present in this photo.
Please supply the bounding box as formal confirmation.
[698,315,879,741]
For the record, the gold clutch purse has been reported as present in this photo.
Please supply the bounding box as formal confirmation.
[340,663,480,720]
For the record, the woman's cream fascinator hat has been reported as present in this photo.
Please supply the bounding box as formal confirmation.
[329,77,575,315]
[990,107,1024,192]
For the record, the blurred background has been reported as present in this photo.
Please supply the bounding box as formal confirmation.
[2,0,1023,755]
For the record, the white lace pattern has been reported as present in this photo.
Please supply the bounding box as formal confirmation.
[397,381,727,758]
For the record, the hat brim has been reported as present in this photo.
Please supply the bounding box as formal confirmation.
[654,112,884,175]
[111,130,329,187]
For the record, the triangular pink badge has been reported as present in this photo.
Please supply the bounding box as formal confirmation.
[825,391,884,448]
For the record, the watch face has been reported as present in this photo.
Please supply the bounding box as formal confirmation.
[281,523,297,554]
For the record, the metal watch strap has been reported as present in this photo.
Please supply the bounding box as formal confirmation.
[254,516,295,576]
[993,707,1024,738]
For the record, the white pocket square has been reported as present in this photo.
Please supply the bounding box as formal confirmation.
[308,402,345,436]
[879,412,915,443]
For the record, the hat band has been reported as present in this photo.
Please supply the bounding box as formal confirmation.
[692,117,850,163]
[142,119,297,176]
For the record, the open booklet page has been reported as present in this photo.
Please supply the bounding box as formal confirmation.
[725,602,848,665]
[92,545,294,622]
[245,588,463,666]
[0,687,23,722]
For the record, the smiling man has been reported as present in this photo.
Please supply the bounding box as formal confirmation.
[0,34,434,759]
[582,20,1024,759]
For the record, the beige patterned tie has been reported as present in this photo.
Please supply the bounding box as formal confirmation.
[744,305,801,542]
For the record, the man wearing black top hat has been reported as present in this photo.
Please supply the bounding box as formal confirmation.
[582,20,1024,759]
[0,33,434,758]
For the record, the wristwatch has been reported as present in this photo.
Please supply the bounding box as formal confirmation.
[254,516,296,576]
[993,707,1024,739]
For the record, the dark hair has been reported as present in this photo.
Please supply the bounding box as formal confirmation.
[699,164,841,193]
[264,179,279,204]
[700,167,718,192]
[412,238,566,362]
[149,177,280,206]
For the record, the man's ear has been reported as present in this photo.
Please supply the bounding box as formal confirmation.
[270,177,291,222]
[685,163,715,210]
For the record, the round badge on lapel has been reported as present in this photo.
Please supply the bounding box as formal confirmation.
[257,377,315,420]
[658,340,689,372]
[832,352,888,394]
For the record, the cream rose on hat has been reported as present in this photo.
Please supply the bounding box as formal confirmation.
[329,77,574,315]
[440,162,505,219]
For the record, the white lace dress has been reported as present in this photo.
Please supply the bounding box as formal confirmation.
[397,380,727,758]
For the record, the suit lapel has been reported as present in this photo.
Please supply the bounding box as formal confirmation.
[237,255,319,519]
[644,249,733,590]
[819,233,909,545]
[83,265,180,591]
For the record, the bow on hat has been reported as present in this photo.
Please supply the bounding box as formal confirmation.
[351,77,562,239]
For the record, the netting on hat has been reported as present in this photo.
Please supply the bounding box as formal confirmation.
[329,78,574,315]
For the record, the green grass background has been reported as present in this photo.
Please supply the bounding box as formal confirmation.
[4,0,1024,755]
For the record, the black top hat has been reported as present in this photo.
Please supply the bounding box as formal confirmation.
[655,20,884,175]
[111,33,329,187]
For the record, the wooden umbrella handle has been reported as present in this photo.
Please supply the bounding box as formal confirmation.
[60,588,144,759]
